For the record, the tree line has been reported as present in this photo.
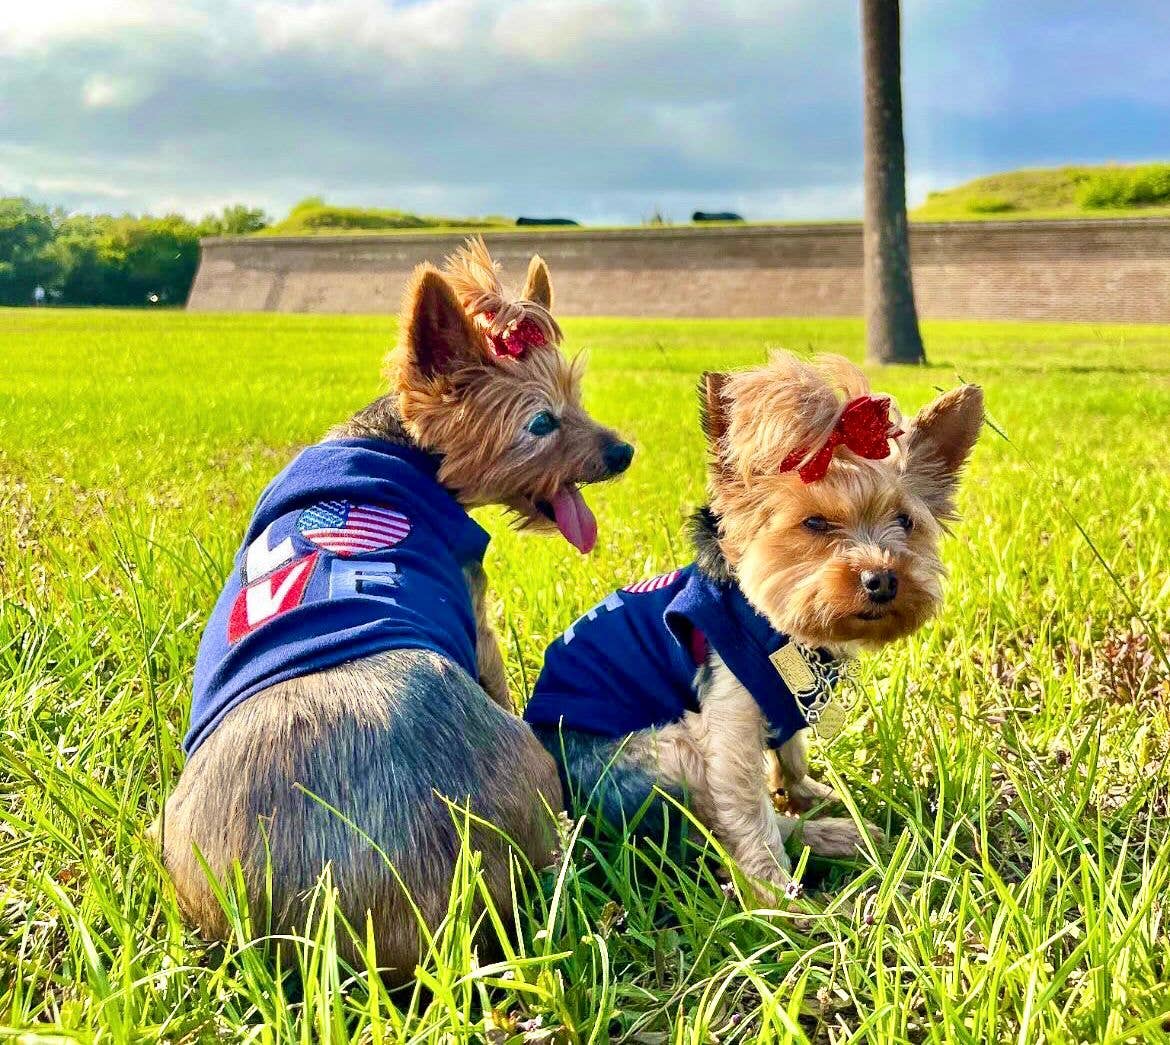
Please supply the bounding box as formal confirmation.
[0,199,268,307]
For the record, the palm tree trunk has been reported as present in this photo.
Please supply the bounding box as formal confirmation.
[861,0,926,365]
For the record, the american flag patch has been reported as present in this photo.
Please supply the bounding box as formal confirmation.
[297,501,411,557]
[623,569,681,594]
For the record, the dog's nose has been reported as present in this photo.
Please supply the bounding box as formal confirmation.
[602,440,634,476]
[861,569,898,604]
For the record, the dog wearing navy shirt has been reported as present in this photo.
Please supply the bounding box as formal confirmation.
[162,238,634,978]
[526,354,983,894]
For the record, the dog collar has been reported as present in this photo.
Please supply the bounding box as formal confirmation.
[666,568,845,747]
[687,628,844,727]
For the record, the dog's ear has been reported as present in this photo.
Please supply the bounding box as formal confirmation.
[901,384,984,518]
[699,371,730,469]
[522,254,553,310]
[400,265,484,381]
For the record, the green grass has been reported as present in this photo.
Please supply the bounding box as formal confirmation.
[2,308,1169,1042]
[912,164,1170,222]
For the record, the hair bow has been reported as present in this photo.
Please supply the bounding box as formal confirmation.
[779,395,902,483]
[474,310,548,358]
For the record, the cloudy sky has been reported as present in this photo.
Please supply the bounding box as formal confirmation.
[1,0,1167,224]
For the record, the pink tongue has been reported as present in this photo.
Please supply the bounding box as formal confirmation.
[550,485,598,554]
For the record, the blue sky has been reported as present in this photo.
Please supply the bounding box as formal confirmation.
[0,0,1166,223]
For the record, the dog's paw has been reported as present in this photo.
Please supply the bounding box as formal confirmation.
[796,817,884,859]
[785,775,840,813]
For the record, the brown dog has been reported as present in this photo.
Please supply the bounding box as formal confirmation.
[163,239,632,977]
[526,353,982,893]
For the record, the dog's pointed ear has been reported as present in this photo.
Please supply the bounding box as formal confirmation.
[399,265,483,381]
[699,371,730,468]
[902,384,984,518]
[522,255,553,310]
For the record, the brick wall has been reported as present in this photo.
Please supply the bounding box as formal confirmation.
[187,219,1170,324]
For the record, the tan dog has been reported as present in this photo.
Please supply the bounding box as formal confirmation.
[163,239,633,978]
[526,353,982,893]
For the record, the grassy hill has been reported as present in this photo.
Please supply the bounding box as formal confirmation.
[257,196,514,236]
[912,163,1170,221]
[255,199,762,237]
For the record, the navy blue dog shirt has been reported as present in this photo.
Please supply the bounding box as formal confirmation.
[524,564,841,748]
[187,438,490,756]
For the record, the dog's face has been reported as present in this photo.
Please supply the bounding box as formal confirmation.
[704,355,983,649]
[391,253,632,554]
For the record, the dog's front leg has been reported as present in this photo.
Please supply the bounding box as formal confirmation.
[692,658,794,888]
[773,732,839,812]
[464,562,511,711]
[773,733,885,857]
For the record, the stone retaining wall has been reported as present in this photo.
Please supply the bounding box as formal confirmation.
[187,219,1170,324]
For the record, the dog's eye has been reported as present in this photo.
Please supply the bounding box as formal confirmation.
[526,410,560,437]
[896,513,914,532]
[802,516,830,534]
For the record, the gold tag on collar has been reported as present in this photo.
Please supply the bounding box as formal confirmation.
[810,698,848,742]
[769,643,817,694]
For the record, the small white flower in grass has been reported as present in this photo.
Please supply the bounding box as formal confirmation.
[553,810,576,840]
[784,880,804,900]
[721,881,736,897]
[860,888,878,926]
[517,1015,543,1032]
[533,928,549,941]
[151,953,176,991]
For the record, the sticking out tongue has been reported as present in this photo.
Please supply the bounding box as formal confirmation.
[550,485,598,554]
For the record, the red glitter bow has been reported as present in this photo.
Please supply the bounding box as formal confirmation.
[779,395,902,483]
[474,310,547,358]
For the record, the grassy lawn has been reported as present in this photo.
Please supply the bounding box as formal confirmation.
[1,308,1169,1042]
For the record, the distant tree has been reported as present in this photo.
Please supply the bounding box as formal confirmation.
[101,215,202,305]
[197,204,270,237]
[861,0,926,365]
[0,198,60,305]
[48,214,111,304]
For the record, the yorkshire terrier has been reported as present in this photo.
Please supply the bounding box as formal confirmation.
[163,237,633,977]
[525,353,983,891]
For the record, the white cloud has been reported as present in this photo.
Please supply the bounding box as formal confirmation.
[0,1,208,53]
[81,74,144,109]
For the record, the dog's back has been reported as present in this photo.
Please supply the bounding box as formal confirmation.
[165,649,558,975]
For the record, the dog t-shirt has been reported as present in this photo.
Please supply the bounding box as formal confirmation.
[186,438,490,756]
[524,564,841,748]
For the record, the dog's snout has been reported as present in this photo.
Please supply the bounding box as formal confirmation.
[602,440,634,476]
[861,569,898,604]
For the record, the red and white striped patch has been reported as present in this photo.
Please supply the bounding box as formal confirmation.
[297,500,411,557]
[623,569,681,594]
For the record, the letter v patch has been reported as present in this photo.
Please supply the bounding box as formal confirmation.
[228,552,318,643]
